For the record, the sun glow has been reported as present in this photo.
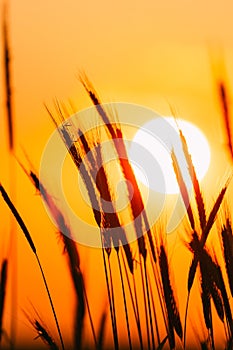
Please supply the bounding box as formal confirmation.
[129,117,211,194]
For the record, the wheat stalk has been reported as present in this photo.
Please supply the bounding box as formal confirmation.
[179,128,206,231]
[218,81,233,160]
[0,259,7,343]
[159,245,182,349]
[32,319,59,350]
[0,183,65,350]
[171,148,195,231]
[221,218,233,297]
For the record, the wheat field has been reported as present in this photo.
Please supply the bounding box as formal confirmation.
[1,1,233,350]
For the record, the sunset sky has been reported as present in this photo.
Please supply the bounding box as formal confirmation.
[0,0,232,184]
[1,0,233,348]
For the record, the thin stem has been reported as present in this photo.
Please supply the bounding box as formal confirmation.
[0,184,64,350]
[101,247,118,350]
[210,307,215,350]
[9,155,17,349]
[83,287,97,349]
[151,255,168,335]
[183,292,190,350]
[108,257,118,347]
[121,251,137,319]
[121,251,144,349]
[143,259,155,350]
[139,255,151,350]
[132,273,144,350]
[117,253,132,350]
[148,273,160,347]
[35,254,65,350]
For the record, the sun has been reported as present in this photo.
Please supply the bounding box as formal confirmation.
[129,117,211,194]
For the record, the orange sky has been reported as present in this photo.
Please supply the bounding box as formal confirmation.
[0,0,232,183]
[1,0,233,348]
